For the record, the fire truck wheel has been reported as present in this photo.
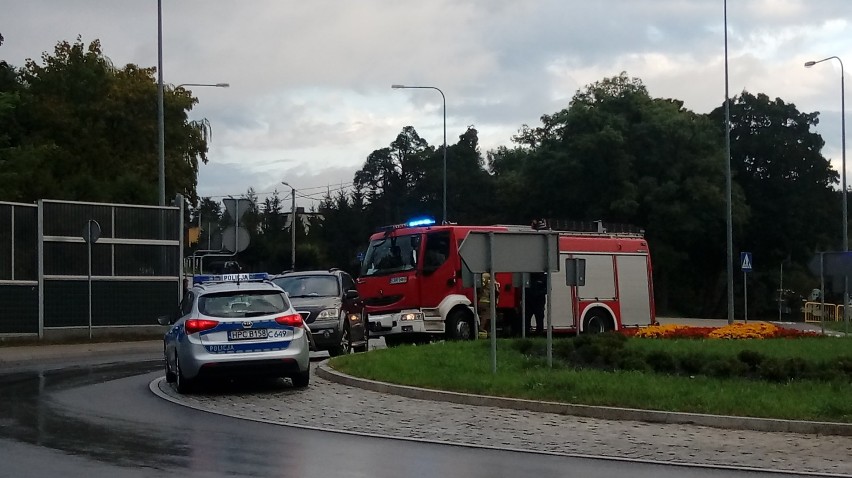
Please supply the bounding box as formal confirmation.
[583,310,614,334]
[446,309,474,341]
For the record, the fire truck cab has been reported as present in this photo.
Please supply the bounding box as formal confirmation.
[357,220,513,346]
[357,219,655,346]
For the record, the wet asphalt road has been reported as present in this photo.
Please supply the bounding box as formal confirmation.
[0,351,835,478]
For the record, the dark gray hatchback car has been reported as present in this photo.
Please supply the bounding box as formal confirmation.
[271,269,367,356]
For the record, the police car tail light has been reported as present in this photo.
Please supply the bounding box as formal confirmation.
[185,319,219,334]
[275,313,304,328]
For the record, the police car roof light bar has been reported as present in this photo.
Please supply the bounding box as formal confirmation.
[193,272,269,285]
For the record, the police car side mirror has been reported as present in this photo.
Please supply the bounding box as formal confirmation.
[345,289,359,300]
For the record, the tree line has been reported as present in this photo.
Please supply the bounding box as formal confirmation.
[1,38,841,318]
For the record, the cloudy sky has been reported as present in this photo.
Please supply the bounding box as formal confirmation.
[2,0,850,208]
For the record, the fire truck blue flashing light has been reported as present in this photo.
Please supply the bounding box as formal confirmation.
[193,272,269,284]
[377,217,437,233]
[406,217,436,227]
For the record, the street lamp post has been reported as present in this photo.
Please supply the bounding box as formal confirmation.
[806,55,847,328]
[177,83,231,89]
[155,2,229,205]
[282,181,296,270]
[155,82,229,204]
[157,0,165,206]
[805,57,847,253]
[392,84,447,224]
[723,0,735,324]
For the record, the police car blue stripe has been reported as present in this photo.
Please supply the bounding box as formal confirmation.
[205,341,292,354]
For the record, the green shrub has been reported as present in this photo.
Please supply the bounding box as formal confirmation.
[552,338,577,362]
[569,333,628,369]
[512,338,535,355]
[783,357,816,381]
[758,358,789,382]
[705,356,748,379]
[646,350,677,373]
[512,336,852,384]
[834,355,852,377]
[678,351,710,375]
[737,349,765,371]
[616,349,650,372]
[595,331,628,347]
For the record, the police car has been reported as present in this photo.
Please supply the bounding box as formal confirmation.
[157,272,311,393]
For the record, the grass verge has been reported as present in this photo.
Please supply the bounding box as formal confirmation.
[330,337,852,422]
[823,321,852,334]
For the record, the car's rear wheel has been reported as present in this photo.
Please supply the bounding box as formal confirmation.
[175,354,196,394]
[164,352,176,383]
[291,368,310,388]
[329,325,351,357]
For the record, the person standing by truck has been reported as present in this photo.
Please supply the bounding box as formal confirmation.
[478,272,499,338]
[525,272,547,334]
[525,218,548,334]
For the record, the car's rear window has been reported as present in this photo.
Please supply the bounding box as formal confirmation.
[199,290,289,318]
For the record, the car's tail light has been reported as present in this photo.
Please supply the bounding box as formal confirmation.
[275,313,304,328]
[185,319,219,334]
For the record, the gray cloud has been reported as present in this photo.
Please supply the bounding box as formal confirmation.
[2,0,851,198]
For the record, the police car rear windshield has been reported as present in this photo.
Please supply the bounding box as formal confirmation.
[199,291,290,318]
[360,234,421,277]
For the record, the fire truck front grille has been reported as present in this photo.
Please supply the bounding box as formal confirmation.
[363,295,403,307]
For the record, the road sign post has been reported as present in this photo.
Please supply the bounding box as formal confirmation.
[83,220,101,340]
[565,258,586,337]
[740,252,752,323]
[459,231,559,373]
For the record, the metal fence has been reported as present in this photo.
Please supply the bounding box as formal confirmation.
[0,202,38,334]
[0,199,183,337]
[803,301,841,323]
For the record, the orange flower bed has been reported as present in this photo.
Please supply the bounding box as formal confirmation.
[622,322,821,339]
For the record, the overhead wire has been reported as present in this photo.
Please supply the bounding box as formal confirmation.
[202,181,356,202]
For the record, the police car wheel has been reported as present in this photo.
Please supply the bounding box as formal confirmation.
[291,369,310,388]
[164,356,176,383]
[175,354,196,393]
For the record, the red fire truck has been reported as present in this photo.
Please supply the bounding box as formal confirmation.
[356,219,655,346]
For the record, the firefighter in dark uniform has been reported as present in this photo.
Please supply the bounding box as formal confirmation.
[526,219,548,334]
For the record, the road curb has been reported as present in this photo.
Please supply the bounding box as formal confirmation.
[317,362,852,437]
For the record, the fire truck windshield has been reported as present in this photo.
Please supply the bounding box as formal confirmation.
[360,234,421,277]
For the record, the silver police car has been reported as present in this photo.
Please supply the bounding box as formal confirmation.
[158,273,311,393]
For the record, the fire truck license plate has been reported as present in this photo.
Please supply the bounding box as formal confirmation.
[228,329,268,341]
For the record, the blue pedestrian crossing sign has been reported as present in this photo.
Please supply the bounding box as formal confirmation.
[740,252,753,272]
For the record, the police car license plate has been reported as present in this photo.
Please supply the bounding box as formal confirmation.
[228,329,268,341]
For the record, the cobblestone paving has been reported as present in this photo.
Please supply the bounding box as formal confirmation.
[157,361,852,476]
